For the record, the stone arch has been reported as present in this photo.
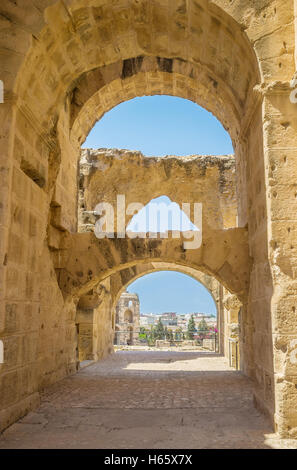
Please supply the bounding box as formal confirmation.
[15,0,261,137]
[109,261,222,343]
[57,227,250,302]
[108,261,226,353]
[70,61,245,148]
[11,0,263,223]
[111,262,221,316]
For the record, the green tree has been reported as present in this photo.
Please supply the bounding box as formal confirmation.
[175,327,183,341]
[138,327,148,341]
[147,325,155,346]
[175,327,185,341]
[187,315,196,340]
[198,318,209,333]
[174,327,183,341]
[154,318,165,340]
[167,328,174,341]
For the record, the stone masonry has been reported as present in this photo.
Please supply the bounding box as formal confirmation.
[114,291,140,346]
[0,0,296,442]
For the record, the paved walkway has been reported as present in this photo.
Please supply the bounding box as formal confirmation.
[0,351,295,449]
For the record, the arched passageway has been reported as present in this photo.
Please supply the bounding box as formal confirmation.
[110,264,240,363]
[115,269,220,350]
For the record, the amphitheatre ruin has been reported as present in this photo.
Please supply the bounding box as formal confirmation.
[0,0,297,449]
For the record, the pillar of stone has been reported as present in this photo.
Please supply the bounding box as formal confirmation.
[77,279,114,362]
[261,82,297,437]
[223,295,241,369]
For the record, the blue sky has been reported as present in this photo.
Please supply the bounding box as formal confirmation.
[83,95,233,156]
[84,96,232,315]
[127,271,217,315]
[126,195,199,232]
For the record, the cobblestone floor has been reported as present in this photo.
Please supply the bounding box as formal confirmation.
[0,350,296,449]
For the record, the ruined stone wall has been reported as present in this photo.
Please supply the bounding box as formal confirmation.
[114,292,140,346]
[79,148,237,232]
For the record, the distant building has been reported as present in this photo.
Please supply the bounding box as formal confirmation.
[140,313,157,326]
[160,312,177,326]
[139,311,217,334]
